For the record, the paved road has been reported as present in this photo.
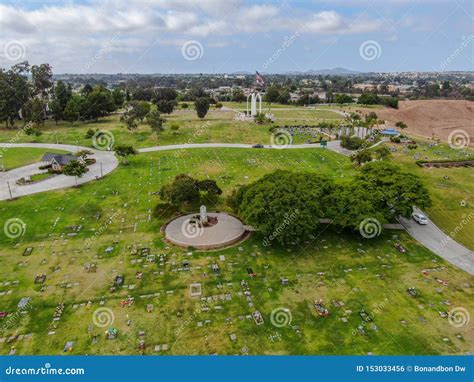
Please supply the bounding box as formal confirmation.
[138,141,344,153]
[1,142,342,201]
[2,141,473,276]
[399,208,474,275]
[0,143,118,201]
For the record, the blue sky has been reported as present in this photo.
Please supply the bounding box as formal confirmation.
[0,0,472,73]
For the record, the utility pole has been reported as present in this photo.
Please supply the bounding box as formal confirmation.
[7,181,13,200]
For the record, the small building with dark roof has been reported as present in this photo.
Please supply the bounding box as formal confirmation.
[41,153,83,171]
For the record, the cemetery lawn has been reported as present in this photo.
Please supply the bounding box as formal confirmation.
[380,140,474,250]
[0,105,343,150]
[0,147,69,171]
[0,148,472,355]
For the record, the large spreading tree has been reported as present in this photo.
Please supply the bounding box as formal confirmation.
[234,171,335,246]
[232,163,431,245]
[0,62,30,128]
[355,161,432,220]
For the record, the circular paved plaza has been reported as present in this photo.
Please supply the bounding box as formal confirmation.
[164,212,247,250]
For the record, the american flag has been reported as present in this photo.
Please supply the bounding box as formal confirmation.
[255,71,265,86]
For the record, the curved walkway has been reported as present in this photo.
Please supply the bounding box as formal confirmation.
[0,143,118,201]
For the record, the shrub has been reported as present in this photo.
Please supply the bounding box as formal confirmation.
[85,129,96,139]
[341,136,364,150]
[24,126,42,136]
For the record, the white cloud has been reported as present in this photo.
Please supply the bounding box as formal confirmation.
[0,1,409,72]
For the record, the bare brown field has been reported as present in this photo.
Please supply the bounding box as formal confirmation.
[361,100,474,147]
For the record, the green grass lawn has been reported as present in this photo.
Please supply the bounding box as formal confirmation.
[29,172,54,182]
[0,147,68,171]
[0,148,472,355]
[0,105,343,150]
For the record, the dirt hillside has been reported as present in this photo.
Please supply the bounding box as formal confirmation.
[360,100,473,147]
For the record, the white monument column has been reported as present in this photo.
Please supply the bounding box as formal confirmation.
[200,205,208,224]
[251,93,257,116]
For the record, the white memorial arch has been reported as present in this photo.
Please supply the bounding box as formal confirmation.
[246,92,262,116]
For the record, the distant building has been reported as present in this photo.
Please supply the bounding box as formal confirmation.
[41,153,84,171]
[380,128,400,137]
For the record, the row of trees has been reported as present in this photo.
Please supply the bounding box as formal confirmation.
[60,85,123,124]
[357,92,399,108]
[0,61,126,128]
[0,62,52,128]
[120,96,210,133]
[232,162,431,246]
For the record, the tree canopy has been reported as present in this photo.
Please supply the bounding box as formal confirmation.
[63,160,87,177]
[146,110,166,134]
[159,174,222,211]
[355,161,431,220]
[156,100,175,114]
[194,97,210,119]
[234,171,335,246]
[115,145,138,164]
[232,164,431,245]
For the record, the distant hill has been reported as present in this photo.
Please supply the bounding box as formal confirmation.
[231,71,253,75]
[286,67,361,75]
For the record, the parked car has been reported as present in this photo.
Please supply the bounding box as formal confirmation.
[252,144,264,148]
[412,213,428,225]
